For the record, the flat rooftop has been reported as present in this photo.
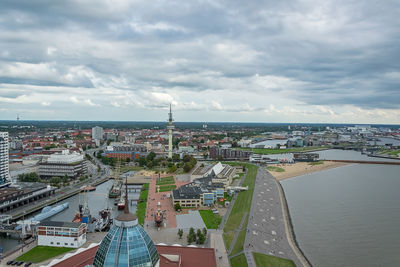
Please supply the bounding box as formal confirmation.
[39,220,84,228]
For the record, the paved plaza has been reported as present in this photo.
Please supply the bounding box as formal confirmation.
[244,167,308,267]
[145,175,190,229]
[176,210,206,229]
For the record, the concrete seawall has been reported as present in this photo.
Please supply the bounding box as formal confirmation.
[275,177,312,267]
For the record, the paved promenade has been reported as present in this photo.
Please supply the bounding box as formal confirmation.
[244,166,310,267]
[145,175,190,229]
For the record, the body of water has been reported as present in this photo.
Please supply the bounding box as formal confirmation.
[0,180,141,254]
[281,154,400,266]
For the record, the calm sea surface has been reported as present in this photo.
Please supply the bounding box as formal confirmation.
[0,180,141,253]
[281,160,400,266]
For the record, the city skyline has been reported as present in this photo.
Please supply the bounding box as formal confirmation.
[0,1,399,124]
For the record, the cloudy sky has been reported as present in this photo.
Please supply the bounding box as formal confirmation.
[0,0,399,124]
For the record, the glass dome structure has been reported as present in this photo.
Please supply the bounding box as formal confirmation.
[93,182,159,267]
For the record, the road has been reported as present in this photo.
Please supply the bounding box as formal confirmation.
[244,166,307,267]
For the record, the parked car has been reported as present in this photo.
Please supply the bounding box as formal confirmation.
[24,263,32,267]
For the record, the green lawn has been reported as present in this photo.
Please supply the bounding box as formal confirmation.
[16,246,74,263]
[253,252,296,267]
[230,215,249,255]
[139,183,149,201]
[199,210,222,229]
[157,184,177,192]
[308,160,324,165]
[120,165,144,173]
[230,253,249,267]
[223,163,258,251]
[267,166,285,172]
[137,183,149,225]
[156,176,175,185]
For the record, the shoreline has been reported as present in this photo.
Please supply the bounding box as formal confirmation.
[275,178,312,267]
[268,161,349,181]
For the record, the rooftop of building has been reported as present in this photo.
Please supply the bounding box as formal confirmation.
[39,220,84,228]
[172,176,225,200]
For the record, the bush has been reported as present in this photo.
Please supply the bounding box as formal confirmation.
[18,172,41,182]
[174,203,182,211]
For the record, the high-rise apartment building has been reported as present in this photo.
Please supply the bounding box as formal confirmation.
[92,126,103,140]
[0,132,11,187]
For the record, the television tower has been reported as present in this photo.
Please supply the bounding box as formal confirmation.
[167,104,174,159]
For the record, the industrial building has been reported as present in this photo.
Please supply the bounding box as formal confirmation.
[0,132,11,188]
[39,150,87,179]
[0,182,55,213]
[37,221,87,248]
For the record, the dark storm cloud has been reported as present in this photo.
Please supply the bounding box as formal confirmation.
[0,0,399,121]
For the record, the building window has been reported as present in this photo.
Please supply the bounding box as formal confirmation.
[57,242,60,245]
[50,242,53,244]
[65,243,68,246]
[71,243,74,246]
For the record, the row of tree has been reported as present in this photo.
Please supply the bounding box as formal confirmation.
[177,227,207,245]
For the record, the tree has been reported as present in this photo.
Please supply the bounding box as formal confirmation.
[126,157,131,163]
[187,227,196,244]
[146,151,156,162]
[172,154,180,162]
[18,172,40,182]
[202,227,207,236]
[53,136,57,141]
[50,176,61,187]
[178,229,183,239]
[136,156,147,167]
[62,175,69,185]
[196,229,206,244]
[174,203,182,211]
[168,164,177,173]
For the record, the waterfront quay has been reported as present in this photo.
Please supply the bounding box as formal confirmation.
[244,166,310,267]
[3,176,110,222]
[0,183,56,214]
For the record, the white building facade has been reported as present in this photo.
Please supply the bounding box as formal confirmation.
[0,132,11,187]
[37,221,87,248]
[39,150,87,179]
[92,126,103,140]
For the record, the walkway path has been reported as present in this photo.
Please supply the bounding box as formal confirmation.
[228,211,248,255]
[244,166,309,267]
[218,169,247,231]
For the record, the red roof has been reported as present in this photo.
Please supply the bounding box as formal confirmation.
[50,244,217,267]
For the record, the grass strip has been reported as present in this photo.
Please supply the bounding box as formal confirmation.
[199,210,222,229]
[230,215,249,255]
[16,246,74,263]
[253,252,296,267]
[223,163,257,250]
[267,166,285,172]
[157,184,177,192]
[308,160,324,165]
[156,176,175,185]
[230,253,248,267]
[137,183,149,225]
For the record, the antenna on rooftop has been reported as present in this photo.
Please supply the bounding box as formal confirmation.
[17,114,20,121]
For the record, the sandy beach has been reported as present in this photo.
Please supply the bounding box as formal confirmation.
[268,161,349,181]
